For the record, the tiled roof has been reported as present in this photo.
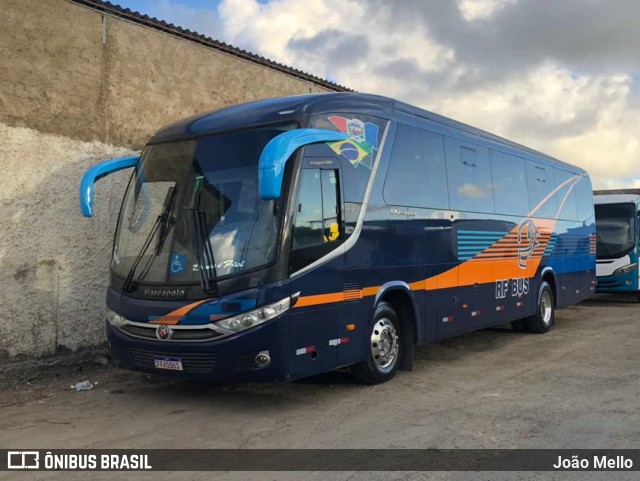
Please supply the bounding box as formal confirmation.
[69,0,352,92]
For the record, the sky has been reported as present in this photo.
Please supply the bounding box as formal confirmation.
[114,0,640,189]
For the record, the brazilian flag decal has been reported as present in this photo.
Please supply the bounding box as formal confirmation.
[326,116,379,169]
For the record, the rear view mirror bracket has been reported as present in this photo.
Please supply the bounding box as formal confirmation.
[258,128,348,200]
[79,155,140,217]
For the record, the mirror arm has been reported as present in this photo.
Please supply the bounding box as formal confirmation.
[258,129,348,200]
[79,155,140,217]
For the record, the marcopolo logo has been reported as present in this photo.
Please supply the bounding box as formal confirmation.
[7,451,39,469]
[143,288,186,298]
[155,325,172,341]
[517,219,540,269]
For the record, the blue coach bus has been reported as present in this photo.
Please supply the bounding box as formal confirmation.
[594,190,640,301]
[80,93,596,384]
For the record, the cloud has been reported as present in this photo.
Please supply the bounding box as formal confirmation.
[214,0,640,189]
[457,0,519,21]
[458,183,491,198]
[124,0,640,189]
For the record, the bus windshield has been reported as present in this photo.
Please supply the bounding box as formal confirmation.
[112,125,292,287]
[594,203,637,259]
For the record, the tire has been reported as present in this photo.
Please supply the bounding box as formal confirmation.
[523,281,555,334]
[636,291,640,303]
[352,302,402,384]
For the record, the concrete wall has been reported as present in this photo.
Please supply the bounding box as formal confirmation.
[0,0,337,360]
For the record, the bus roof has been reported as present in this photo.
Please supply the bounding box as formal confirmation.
[150,92,582,173]
[594,194,640,205]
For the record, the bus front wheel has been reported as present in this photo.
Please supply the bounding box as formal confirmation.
[523,281,555,334]
[352,302,402,384]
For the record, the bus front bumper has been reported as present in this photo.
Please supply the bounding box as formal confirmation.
[106,315,291,382]
[595,271,638,293]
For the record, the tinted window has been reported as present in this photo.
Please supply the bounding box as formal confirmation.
[290,168,343,272]
[574,175,594,222]
[490,150,530,216]
[292,169,323,249]
[445,138,494,213]
[554,168,578,221]
[383,124,449,209]
[292,168,342,249]
[311,114,387,203]
[526,163,556,218]
[321,170,340,242]
[595,203,636,259]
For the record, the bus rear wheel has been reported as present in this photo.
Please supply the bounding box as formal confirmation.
[352,302,402,384]
[523,281,555,334]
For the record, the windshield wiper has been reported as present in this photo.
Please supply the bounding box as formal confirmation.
[192,191,218,295]
[155,187,178,255]
[121,186,178,294]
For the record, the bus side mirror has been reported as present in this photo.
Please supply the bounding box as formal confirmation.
[79,155,140,217]
[258,128,348,200]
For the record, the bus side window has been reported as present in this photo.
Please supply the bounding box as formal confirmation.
[574,175,594,222]
[382,124,449,210]
[526,163,557,218]
[554,168,578,221]
[444,138,494,213]
[290,168,342,272]
[490,150,529,216]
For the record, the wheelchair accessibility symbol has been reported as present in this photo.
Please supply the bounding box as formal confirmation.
[170,254,186,274]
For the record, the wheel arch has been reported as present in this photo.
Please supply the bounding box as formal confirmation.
[540,267,558,307]
[372,281,421,371]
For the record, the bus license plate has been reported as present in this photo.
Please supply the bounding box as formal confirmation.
[153,356,183,371]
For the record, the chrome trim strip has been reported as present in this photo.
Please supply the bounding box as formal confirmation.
[116,319,235,343]
[290,120,391,280]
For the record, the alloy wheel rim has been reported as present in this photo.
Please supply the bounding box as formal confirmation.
[540,290,553,324]
[371,318,399,369]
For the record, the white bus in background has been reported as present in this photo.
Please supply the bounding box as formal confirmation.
[594,189,640,301]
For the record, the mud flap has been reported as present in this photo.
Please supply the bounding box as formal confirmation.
[399,321,415,371]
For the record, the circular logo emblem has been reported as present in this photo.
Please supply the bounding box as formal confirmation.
[156,325,172,341]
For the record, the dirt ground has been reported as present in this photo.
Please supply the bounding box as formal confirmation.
[1,294,639,481]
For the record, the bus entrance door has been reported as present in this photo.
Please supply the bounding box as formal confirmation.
[288,163,345,379]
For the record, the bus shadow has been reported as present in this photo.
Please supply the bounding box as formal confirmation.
[580,293,639,305]
[122,323,524,398]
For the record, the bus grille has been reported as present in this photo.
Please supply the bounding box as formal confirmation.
[119,324,223,342]
[597,279,627,289]
[127,348,217,373]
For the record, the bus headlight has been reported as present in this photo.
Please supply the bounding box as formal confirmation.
[106,307,128,327]
[613,263,637,276]
[215,297,291,333]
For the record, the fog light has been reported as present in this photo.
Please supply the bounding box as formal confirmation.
[255,351,271,367]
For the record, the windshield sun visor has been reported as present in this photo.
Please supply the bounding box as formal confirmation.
[258,128,348,200]
[80,155,140,217]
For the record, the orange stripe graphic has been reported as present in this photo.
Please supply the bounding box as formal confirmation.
[148,299,210,325]
[295,217,560,309]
